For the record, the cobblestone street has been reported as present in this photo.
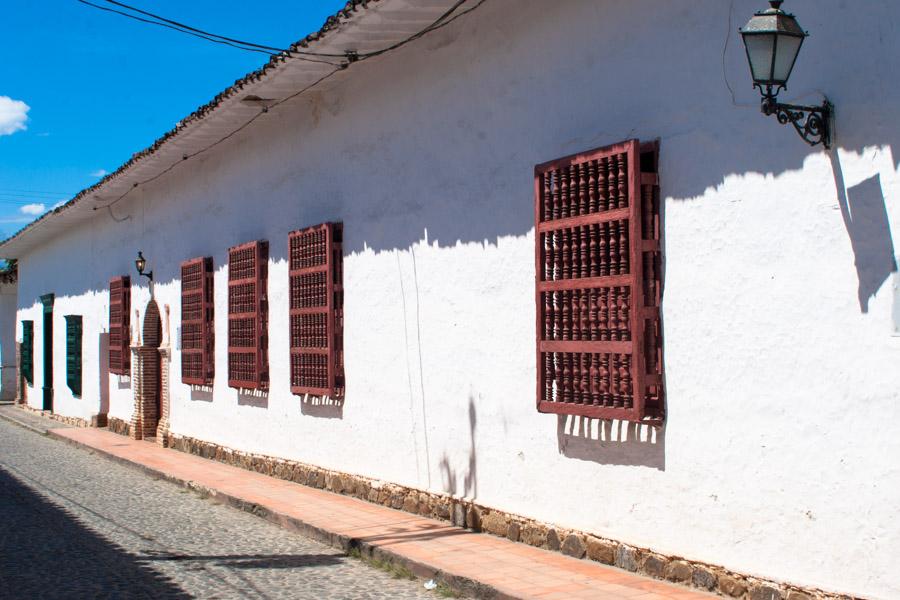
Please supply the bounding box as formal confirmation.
[0,418,432,599]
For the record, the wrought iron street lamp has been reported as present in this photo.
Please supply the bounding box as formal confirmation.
[135,251,153,282]
[740,0,831,147]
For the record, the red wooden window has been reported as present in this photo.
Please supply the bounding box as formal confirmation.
[288,222,344,398]
[109,275,131,376]
[227,240,269,390]
[535,139,663,424]
[181,257,214,386]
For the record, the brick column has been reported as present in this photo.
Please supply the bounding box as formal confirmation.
[156,346,170,447]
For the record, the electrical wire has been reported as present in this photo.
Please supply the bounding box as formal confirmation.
[90,0,487,213]
[78,0,479,62]
[76,0,339,64]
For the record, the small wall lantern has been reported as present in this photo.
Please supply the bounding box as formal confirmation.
[135,251,153,282]
[740,1,832,148]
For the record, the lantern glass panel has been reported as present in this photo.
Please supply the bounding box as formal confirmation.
[744,33,776,82]
[772,34,803,84]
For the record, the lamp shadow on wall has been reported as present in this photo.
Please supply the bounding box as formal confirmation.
[829,153,898,313]
[438,397,478,499]
[556,415,665,471]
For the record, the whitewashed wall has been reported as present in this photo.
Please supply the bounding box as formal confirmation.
[14,1,900,597]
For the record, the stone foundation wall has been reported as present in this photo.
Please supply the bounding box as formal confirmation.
[107,416,131,437]
[20,404,106,428]
[166,432,851,600]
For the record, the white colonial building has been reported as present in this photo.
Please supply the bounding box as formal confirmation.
[2,1,898,598]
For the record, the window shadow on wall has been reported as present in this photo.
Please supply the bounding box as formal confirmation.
[237,389,268,408]
[189,386,213,402]
[300,395,343,419]
[830,154,898,313]
[0,466,189,598]
[556,415,665,471]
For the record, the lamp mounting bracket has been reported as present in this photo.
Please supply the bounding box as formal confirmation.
[760,93,832,149]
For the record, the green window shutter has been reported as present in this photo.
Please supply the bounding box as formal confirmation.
[65,315,82,397]
[21,321,33,385]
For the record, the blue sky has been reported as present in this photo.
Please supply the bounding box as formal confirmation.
[0,1,346,239]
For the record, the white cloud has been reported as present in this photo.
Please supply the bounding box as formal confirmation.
[52,200,66,209]
[20,203,46,216]
[90,169,108,178]
[0,96,29,136]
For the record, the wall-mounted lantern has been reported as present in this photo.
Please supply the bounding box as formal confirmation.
[135,251,153,282]
[740,0,832,148]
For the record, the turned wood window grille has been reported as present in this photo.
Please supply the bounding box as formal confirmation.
[227,240,268,390]
[535,139,663,423]
[181,257,215,386]
[109,276,131,376]
[21,320,33,385]
[65,315,82,397]
[288,222,344,398]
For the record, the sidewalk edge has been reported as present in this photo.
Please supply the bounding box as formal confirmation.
[46,428,511,600]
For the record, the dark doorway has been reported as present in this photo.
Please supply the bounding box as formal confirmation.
[40,294,54,412]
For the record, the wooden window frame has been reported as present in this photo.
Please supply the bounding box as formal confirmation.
[534,139,664,424]
[109,276,131,376]
[288,222,344,399]
[181,257,215,386]
[227,240,269,390]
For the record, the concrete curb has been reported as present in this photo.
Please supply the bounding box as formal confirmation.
[46,429,506,600]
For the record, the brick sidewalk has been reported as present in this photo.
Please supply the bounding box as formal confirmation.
[49,426,712,600]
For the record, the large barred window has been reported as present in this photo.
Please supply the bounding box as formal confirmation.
[535,139,663,423]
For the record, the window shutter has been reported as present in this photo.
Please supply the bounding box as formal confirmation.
[109,276,131,376]
[21,320,33,385]
[535,139,663,423]
[65,315,82,396]
[227,240,268,390]
[181,257,215,386]
[288,222,344,398]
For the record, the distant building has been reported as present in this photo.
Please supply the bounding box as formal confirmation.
[2,2,898,598]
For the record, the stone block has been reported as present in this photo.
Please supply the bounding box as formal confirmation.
[417,493,432,516]
[465,505,482,530]
[521,525,546,548]
[616,545,640,572]
[546,529,561,551]
[402,493,419,513]
[506,521,520,542]
[452,503,466,527]
[643,554,667,578]
[561,534,586,558]
[481,511,509,537]
[665,560,692,583]
[785,592,811,600]
[692,566,717,590]
[750,584,783,600]
[585,537,616,565]
[719,574,748,598]
[434,501,451,520]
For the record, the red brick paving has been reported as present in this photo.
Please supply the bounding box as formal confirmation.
[52,427,714,600]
